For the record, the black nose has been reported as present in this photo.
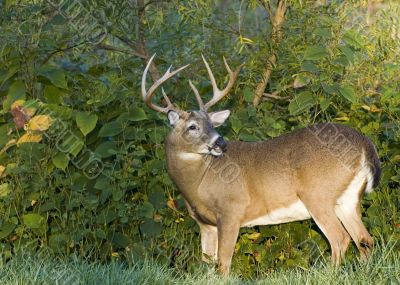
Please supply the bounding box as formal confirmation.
[214,136,227,152]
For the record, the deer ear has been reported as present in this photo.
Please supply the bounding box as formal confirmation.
[208,110,230,127]
[167,110,180,127]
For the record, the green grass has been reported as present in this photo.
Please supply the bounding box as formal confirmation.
[0,242,398,285]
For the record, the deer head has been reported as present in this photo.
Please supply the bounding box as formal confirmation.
[141,54,243,158]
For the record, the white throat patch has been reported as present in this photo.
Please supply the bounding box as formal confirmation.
[177,152,203,161]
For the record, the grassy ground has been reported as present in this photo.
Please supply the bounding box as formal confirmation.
[0,242,398,285]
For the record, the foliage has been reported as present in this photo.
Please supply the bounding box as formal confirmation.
[0,0,399,278]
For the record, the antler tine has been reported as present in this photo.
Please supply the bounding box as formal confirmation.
[188,80,205,111]
[201,55,243,111]
[141,54,190,114]
[161,88,173,106]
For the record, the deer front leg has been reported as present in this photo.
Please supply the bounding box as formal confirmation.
[217,218,240,276]
[199,224,218,263]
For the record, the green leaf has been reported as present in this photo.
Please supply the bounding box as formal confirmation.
[343,29,366,49]
[149,189,166,210]
[313,27,332,39]
[0,183,10,197]
[321,83,339,95]
[128,107,147,121]
[230,117,243,134]
[52,152,69,170]
[138,202,154,219]
[140,219,163,237]
[76,112,98,136]
[96,209,117,224]
[339,85,357,103]
[0,223,16,239]
[333,56,350,67]
[303,45,329,61]
[288,92,316,115]
[239,132,260,142]
[95,141,118,158]
[44,85,63,104]
[3,80,26,111]
[22,213,45,229]
[38,68,68,89]
[49,233,68,251]
[320,98,331,111]
[293,73,311,89]
[0,65,18,84]
[243,87,253,103]
[301,61,319,73]
[339,46,355,64]
[94,176,111,190]
[99,121,124,137]
[109,232,130,248]
[58,134,84,156]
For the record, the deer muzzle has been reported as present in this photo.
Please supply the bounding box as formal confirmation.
[211,136,227,155]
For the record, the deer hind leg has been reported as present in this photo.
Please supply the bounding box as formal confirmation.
[303,202,351,265]
[335,171,374,260]
[335,207,373,260]
[199,224,218,263]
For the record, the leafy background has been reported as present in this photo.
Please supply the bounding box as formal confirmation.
[0,0,399,278]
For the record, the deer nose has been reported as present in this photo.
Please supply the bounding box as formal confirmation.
[214,136,227,152]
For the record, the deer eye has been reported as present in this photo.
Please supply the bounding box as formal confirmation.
[188,125,197,131]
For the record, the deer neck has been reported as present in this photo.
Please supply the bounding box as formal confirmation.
[165,139,213,199]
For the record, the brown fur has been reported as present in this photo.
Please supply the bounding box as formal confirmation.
[165,119,380,275]
[141,55,380,276]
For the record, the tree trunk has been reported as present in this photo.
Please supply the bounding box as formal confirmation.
[253,0,287,107]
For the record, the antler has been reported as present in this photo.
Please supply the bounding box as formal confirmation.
[141,54,190,114]
[198,55,243,111]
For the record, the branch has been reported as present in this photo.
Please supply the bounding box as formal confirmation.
[253,0,287,106]
[41,40,87,64]
[136,0,160,81]
[262,92,290,101]
[114,34,138,51]
[96,43,146,59]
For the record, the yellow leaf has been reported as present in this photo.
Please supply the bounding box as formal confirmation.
[17,133,42,144]
[370,105,380,112]
[167,198,178,211]
[335,116,349,121]
[0,165,5,178]
[361,104,380,112]
[246,232,261,240]
[25,115,52,131]
[111,252,119,257]
[11,100,25,109]
[240,36,254,44]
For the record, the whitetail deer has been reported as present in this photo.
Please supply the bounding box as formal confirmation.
[141,54,381,276]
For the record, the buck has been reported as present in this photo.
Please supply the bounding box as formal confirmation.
[141,54,381,276]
